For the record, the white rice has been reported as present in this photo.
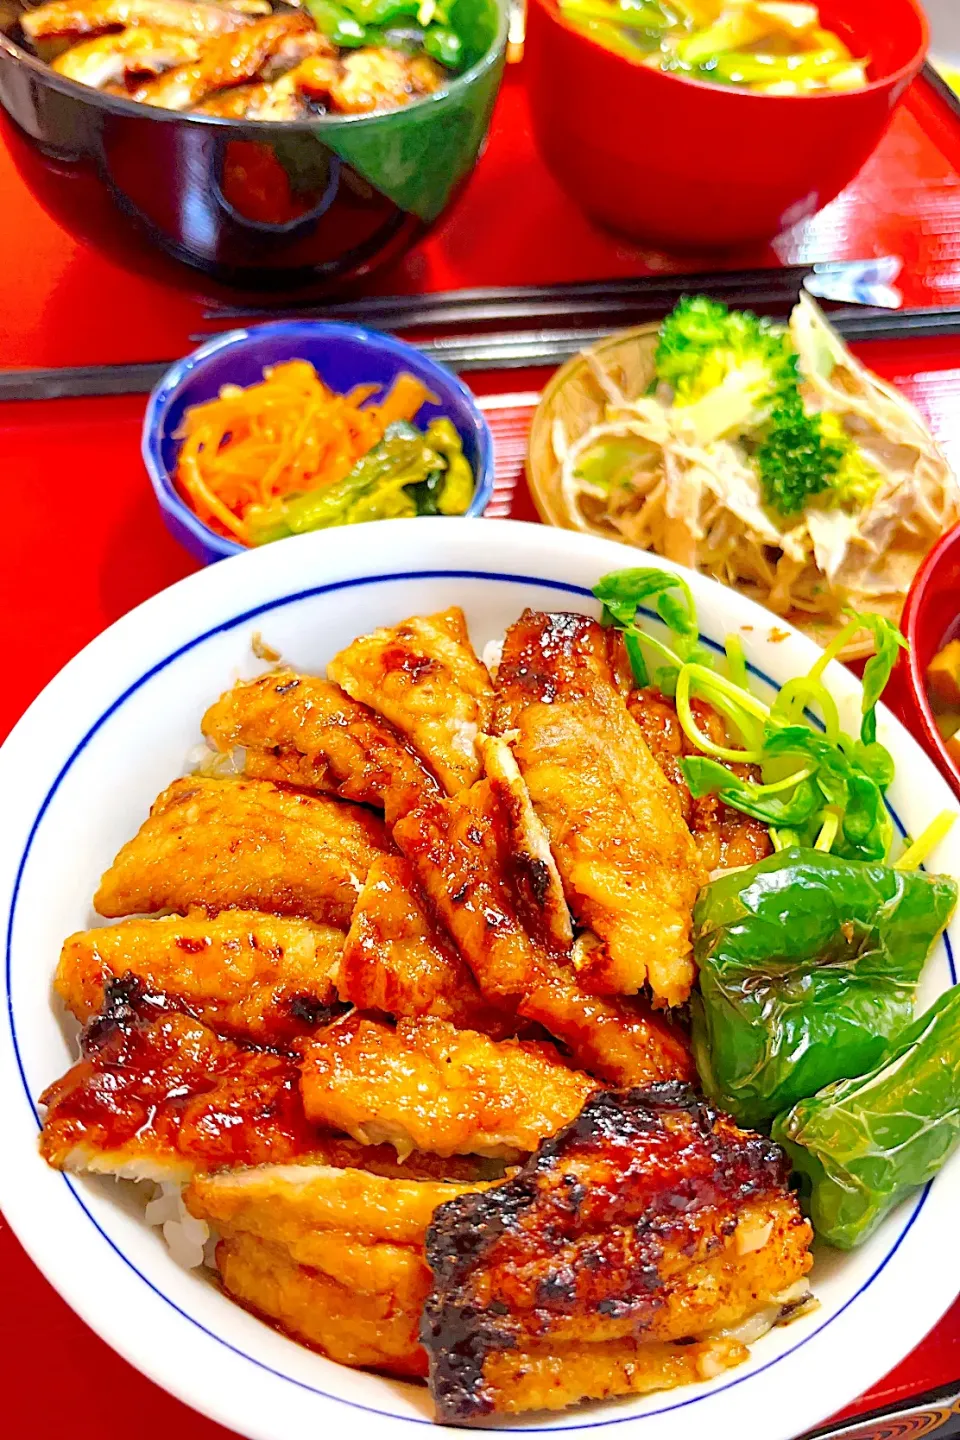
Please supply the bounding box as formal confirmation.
[145,1181,214,1271]
[482,638,504,677]
[184,742,245,777]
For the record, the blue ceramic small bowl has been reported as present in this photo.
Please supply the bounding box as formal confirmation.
[142,320,496,565]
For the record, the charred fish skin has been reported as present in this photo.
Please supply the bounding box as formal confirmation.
[421,1083,803,1423]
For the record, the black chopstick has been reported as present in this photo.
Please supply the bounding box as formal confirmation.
[0,361,175,401]
[923,60,960,124]
[199,260,880,329]
[189,284,841,342]
[4,306,960,403]
[831,305,960,341]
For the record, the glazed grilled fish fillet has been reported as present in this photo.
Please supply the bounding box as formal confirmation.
[39,993,318,1183]
[94,775,388,930]
[188,1164,492,1380]
[462,1335,749,1414]
[197,75,307,118]
[126,13,310,109]
[201,670,440,823]
[340,856,509,1035]
[50,28,201,86]
[328,607,493,795]
[38,987,499,1184]
[290,46,446,114]
[393,760,691,1086]
[493,611,705,1007]
[188,1167,433,1308]
[394,769,693,1086]
[55,909,344,1046]
[393,779,556,1004]
[299,1014,597,1159]
[22,0,252,38]
[479,734,573,950]
[518,972,695,1088]
[216,1232,429,1377]
[628,689,772,874]
[185,1163,487,1248]
[422,1084,814,1421]
[196,46,444,119]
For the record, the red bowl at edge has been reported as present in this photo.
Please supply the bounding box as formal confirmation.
[524,0,929,247]
[887,523,960,801]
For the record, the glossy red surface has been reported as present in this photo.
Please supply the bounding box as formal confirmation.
[525,0,928,247]
[4,58,960,1440]
[890,523,960,799]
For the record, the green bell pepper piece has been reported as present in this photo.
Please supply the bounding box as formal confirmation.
[423,24,464,69]
[339,0,419,23]
[340,0,451,21]
[773,983,960,1248]
[379,22,426,51]
[691,847,957,1130]
[302,0,368,47]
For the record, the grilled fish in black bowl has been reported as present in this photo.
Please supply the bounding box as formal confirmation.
[0,0,506,289]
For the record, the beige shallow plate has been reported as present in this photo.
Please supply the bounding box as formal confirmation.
[527,324,660,533]
[525,322,958,659]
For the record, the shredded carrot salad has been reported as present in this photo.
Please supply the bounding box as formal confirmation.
[174,359,436,545]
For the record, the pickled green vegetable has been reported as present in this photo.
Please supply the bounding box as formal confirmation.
[424,418,474,514]
[691,848,957,1130]
[408,470,446,515]
[773,983,960,1248]
[247,417,474,542]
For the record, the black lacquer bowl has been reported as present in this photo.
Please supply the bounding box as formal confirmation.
[0,0,506,291]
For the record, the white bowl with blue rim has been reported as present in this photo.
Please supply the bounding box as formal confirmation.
[142,321,496,565]
[0,519,958,1440]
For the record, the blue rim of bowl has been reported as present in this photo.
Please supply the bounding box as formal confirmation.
[141,320,497,560]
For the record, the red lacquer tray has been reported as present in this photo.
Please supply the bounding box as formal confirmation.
[4,57,960,1440]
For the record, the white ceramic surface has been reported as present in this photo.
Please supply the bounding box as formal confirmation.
[1,518,958,1440]
[927,0,960,70]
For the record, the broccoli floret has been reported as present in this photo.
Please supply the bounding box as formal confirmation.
[655,296,800,446]
[657,297,883,517]
[756,395,845,516]
[818,411,883,507]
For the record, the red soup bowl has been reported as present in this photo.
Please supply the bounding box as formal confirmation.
[524,0,928,248]
[887,522,960,800]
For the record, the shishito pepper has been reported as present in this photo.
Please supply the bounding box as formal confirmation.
[691,848,957,1130]
[773,983,960,1249]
